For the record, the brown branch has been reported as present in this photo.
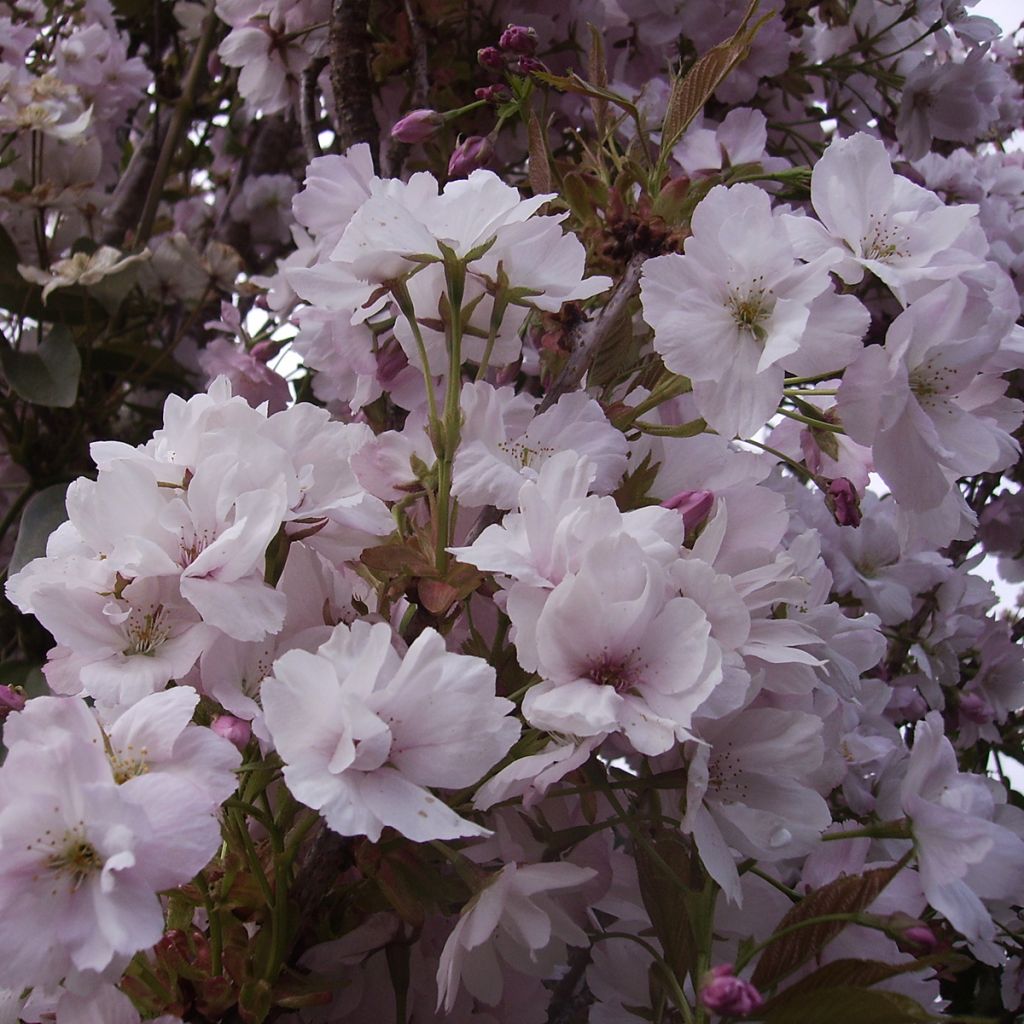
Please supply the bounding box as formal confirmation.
[404,0,430,105]
[328,0,380,170]
[135,8,220,248]
[537,253,646,414]
[99,121,166,247]
[300,56,329,163]
[383,0,431,176]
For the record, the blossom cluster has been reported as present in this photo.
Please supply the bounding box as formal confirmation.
[0,0,1023,1022]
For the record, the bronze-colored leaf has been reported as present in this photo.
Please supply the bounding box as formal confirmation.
[762,954,969,1014]
[658,0,774,164]
[528,110,553,196]
[587,23,609,136]
[634,831,702,981]
[760,985,939,1024]
[751,866,899,990]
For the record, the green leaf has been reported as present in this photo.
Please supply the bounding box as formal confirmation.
[534,71,642,124]
[658,0,774,166]
[0,324,81,407]
[759,985,939,1024]
[8,483,69,576]
[751,866,899,990]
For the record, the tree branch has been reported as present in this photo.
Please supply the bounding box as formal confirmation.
[328,0,380,170]
[300,57,329,163]
[537,253,646,413]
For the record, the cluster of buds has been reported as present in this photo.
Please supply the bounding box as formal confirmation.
[478,24,545,76]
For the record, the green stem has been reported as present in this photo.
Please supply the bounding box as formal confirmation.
[391,279,439,427]
[594,932,695,1024]
[434,259,466,573]
[195,870,223,977]
[778,407,844,432]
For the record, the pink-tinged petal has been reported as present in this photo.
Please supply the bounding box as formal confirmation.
[811,133,894,246]
[353,768,489,842]
[180,574,286,641]
[523,678,621,737]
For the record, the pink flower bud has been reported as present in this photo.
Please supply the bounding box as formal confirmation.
[390,108,444,144]
[826,477,862,527]
[513,56,547,76]
[959,692,994,725]
[250,339,282,363]
[903,924,940,952]
[475,84,510,104]
[661,489,714,533]
[477,46,505,70]
[448,135,493,179]
[700,965,764,1017]
[211,714,252,751]
[0,684,26,716]
[499,24,538,55]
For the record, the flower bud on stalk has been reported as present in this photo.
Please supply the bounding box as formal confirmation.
[211,714,252,751]
[699,965,764,1017]
[0,684,25,719]
[390,108,445,144]
[475,84,510,104]
[512,56,547,76]
[826,477,862,527]
[477,46,505,70]
[499,24,538,55]
[448,135,494,179]
[661,489,714,533]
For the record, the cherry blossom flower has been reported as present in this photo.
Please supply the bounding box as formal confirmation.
[0,698,224,986]
[641,183,833,437]
[262,621,520,842]
[787,132,979,298]
[436,861,596,1012]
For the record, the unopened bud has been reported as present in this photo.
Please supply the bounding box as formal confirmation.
[448,135,493,179]
[391,108,444,144]
[700,965,763,1017]
[903,924,940,952]
[661,489,714,533]
[0,684,26,717]
[475,84,511,104]
[512,56,547,76]
[499,24,538,54]
[826,477,862,527]
[250,339,281,363]
[959,692,995,725]
[211,714,252,751]
[477,46,505,70]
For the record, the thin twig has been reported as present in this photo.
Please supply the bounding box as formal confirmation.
[135,9,220,248]
[300,57,329,163]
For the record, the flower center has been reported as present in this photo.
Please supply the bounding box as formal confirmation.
[861,214,910,263]
[726,278,773,341]
[46,831,102,891]
[586,651,643,694]
[908,361,955,410]
[498,438,555,469]
[122,606,170,657]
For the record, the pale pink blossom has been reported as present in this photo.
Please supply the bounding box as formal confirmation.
[262,621,519,842]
